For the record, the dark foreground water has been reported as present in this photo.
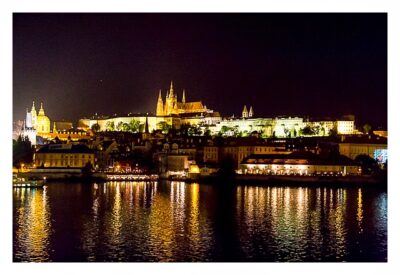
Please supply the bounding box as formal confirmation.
[13,181,387,262]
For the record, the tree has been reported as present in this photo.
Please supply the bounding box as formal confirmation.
[220,125,230,136]
[121,123,130,132]
[157,121,171,133]
[187,125,202,136]
[328,125,338,137]
[116,121,124,131]
[13,135,34,168]
[106,121,115,131]
[233,126,240,137]
[363,124,372,135]
[82,161,94,177]
[355,154,379,175]
[138,123,145,133]
[313,125,321,136]
[300,125,314,136]
[129,119,141,133]
[217,156,236,181]
[91,123,100,133]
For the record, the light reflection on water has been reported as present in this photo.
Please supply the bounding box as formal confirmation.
[13,181,387,262]
[13,187,52,262]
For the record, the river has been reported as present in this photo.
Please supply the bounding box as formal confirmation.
[13,181,387,262]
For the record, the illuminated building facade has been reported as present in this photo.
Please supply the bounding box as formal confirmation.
[336,120,355,135]
[338,135,387,160]
[79,114,167,132]
[204,139,288,168]
[78,82,221,132]
[208,115,355,138]
[76,82,357,137]
[34,144,95,168]
[240,152,361,176]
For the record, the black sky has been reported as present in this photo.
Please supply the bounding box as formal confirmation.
[13,13,387,128]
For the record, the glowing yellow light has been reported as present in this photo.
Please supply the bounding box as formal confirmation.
[189,165,200,173]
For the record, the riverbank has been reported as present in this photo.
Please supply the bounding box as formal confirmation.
[16,171,108,182]
[16,171,387,188]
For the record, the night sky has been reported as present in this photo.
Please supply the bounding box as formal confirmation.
[13,13,387,128]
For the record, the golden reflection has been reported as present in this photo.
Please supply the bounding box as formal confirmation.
[148,182,177,260]
[238,186,348,260]
[188,184,201,252]
[82,184,101,261]
[14,187,51,261]
[357,188,364,233]
[107,183,123,255]
[283,187,291,220]
[147,181,204,260]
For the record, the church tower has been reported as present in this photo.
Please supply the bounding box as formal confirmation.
[23,106,37,145]
[182,89,186,103]
[31,101,37,129]
[142,115,150,140]
[242,105,248,118]
[156,90,164,116]
[249,106,254,117]
[164,81,175,115]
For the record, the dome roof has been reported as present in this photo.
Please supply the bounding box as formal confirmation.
[37,114,50,123]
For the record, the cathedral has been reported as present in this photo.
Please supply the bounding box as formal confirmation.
[156,81,210,116]
[22,101,51,144]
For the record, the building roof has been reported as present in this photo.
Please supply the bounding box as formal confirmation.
[37,144,94,154]
[241,152,357,166]
[177,101,204,111]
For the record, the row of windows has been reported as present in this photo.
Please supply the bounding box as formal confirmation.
[38,154,92,159]
[36,160,93,167]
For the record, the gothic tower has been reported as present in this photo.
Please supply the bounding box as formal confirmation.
[164,81,176,115]
[156,90,164,116]
[23,105,37,145]
[249,106,254,117]
[242,105,248,118]
[31,101,37,129]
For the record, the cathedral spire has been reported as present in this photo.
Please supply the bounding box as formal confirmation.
[182,89,186,103]
[249,106,254,117]
[169,80,174,98]
[145,115,149,134]
[242,105,248,118]
[158,89,162,101]
[156,90,164,116]
[31,101,37,129]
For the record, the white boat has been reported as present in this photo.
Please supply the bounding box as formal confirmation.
[13,175,45,188]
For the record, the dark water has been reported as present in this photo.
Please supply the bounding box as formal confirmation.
[13,181,387,262]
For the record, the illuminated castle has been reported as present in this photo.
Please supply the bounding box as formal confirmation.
[156,81,209,116]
